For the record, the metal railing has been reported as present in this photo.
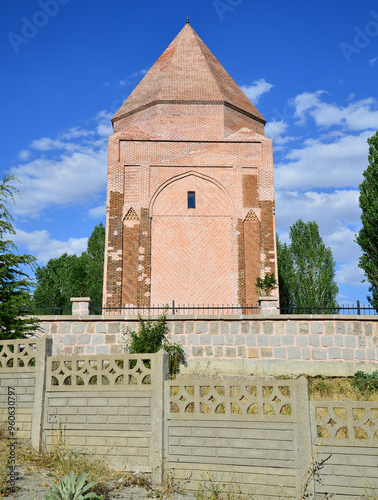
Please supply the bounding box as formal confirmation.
[279,300,377,315]
[91,301,260,316]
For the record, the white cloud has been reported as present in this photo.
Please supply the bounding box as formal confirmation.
[10,148,107,217]
[89,203,106,218]
[274,130,371,190]
[336,261,367,288]
[119,80,127,86]
[13,228,87,264]
[240,78,273,104]
[59,128,95,140]
[18,150,30,161]
[275,189,361,234]
[31,137,67,151]
[369,56,378,67]
[291,92,378,131]
[265,120,296,147]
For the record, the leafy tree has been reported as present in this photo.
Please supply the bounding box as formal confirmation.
[277,220,338,313]
[0,175,38,339]
[355,131,378,311]
[33,223,105,313]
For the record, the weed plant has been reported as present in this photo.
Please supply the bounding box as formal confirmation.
[128,312,185,376]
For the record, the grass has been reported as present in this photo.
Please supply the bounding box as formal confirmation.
[307,375,378,402]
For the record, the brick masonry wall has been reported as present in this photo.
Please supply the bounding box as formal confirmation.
[35,315,378,376]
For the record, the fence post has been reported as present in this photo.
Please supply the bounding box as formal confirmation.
[150,349,169,485]
[70,297,91,315]
[357,300,361,315]
[31,336,52,452]
[295,376,314,498]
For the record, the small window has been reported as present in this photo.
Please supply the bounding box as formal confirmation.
[188,191,196,209]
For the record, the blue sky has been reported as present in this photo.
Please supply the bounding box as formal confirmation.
[1,0,378,305]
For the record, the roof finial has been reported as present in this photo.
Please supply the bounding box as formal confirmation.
[186,16,190,24]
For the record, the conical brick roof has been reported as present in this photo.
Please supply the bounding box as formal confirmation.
[113,24,265,126]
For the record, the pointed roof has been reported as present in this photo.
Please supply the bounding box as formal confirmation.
[113,24,265,126]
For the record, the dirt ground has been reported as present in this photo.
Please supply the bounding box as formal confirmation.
[3,466,197,500]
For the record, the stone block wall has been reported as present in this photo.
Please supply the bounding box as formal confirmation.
[36,313,378,376]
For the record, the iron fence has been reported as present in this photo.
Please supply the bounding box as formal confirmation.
[25,300,377,316]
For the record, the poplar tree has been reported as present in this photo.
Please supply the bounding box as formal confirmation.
[0,175,38,339]
[277,220,338,313]
[356,131,378,311]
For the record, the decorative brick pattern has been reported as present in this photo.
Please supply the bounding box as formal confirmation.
[103,24,277,310]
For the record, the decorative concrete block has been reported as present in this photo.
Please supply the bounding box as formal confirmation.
[328,347,342,359]
[196,322,208,334]
[209,322,219,334]
[367,336,377,348]
[74,346,84,355]
[72,322,85,334]
[310,323,323,334]
[276,322,285,335]
[296,336,309,347]
[51,323,58,334]
[84,345,95,355]
[220,323,229,334]
[287,346,301,359]
[95,323,106,333]
[105,334,116,344]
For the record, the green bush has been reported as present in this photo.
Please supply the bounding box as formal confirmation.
[351,371,378,395]
[128,312,185,376]
[44,470,103,499]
